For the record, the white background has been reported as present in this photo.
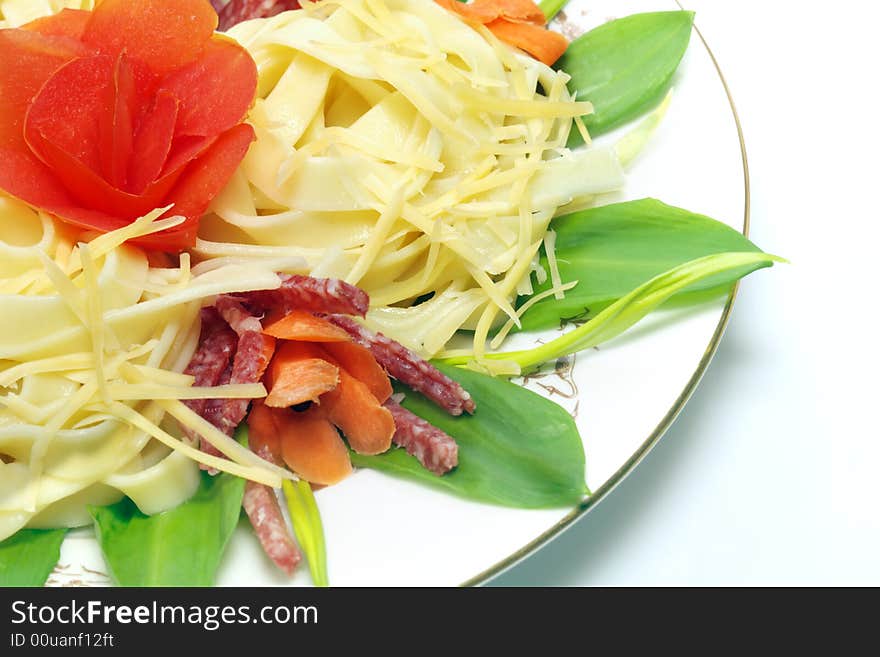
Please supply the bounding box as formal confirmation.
[491,0,880,585]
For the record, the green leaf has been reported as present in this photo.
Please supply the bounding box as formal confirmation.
[90,468,246,587]
[448,251,784,374]
[352,364,587,508]
[520,199,767,331]
[559,11,694,141]
[0,528,67,587]
[282,480,328,587]
[538,0,567,22]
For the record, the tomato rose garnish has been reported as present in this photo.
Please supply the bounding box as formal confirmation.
[0,0,258,251]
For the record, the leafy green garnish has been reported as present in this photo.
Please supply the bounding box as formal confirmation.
[0,528,67,587]
[282,480,328,587]
[448,251,784,374]
[559,11,694,141]
[90,465,246,586]
[538,0,567,22]
[353,364,587,508]
[520,199,767,331]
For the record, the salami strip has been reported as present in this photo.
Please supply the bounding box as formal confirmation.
[327,315,476,416]
[199,361,232,463]
[182,308,237,455]
[242,445,302,575]
[214,0,301,32]
[384,400,459,475]
[182,300,300,575]
[216,295,264,335]
[187,298,273,467]
[243,275,369,318]
[183,307,238,416]
[215,296,276,436]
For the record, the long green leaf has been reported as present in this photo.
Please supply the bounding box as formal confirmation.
[448,251,784,374]
[538,0,568,22]
[90,469,246,586]
[559,11,694,141]
[0,528,67,587]
[282,480,328,587]
[520,199,766,331]
[352,364,587,508]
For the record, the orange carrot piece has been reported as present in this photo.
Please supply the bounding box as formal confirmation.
[435,0,498,23]
[265,358,339,408]
[247,401,283,463]
[320,368,395,456]
[434,0,545,25]
[264,341,339,408]
[271,340,326,361]
[320,341,392,403]
[263,309,352,343]
[482,0,545,24]
[278,406,353,485]
[486,19,569,66]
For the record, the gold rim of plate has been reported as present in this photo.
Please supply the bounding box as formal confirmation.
[462,10,751,587]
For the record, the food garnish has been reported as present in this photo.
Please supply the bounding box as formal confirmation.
[0,0,258,250]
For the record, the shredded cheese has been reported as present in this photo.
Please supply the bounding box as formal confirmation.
[0,211,296,540]
[206,0,625,358]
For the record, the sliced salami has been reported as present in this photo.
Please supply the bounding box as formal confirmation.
[181,300,300,575]
[243,275,369,318]
[183,307,238,416]
[384,399,459,475]
[242,447,302,575]
[215,0,301,32]
[327,315,476,416]
[214,297,276,436]
[182,308,237,456]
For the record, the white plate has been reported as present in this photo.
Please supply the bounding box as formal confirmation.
[49,0,748,587]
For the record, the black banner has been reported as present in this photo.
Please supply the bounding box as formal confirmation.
[0,587,595,649]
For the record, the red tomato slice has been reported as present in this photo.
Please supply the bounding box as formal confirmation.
[0,29,86,152]
[23,9,92,40]
[24,53,114,177]
[98,53,137,190]
[83,0,218,76]
[134,123,256,251]
[128,90,179,194]
[159,36,259,138]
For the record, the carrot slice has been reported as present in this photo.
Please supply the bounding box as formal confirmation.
[278,406,353,485]
[263,310,352,343]
[264,340,339,407]
[491,0,546,24]
[269,340,326,361]
[320,341,392,403]
[265,358,339,408]
[247,400,282,463]
[434,0,567,66]
[434,0,498,23]
[435,0,545,26]
[485,19,569,66]
[320,368,395,456]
